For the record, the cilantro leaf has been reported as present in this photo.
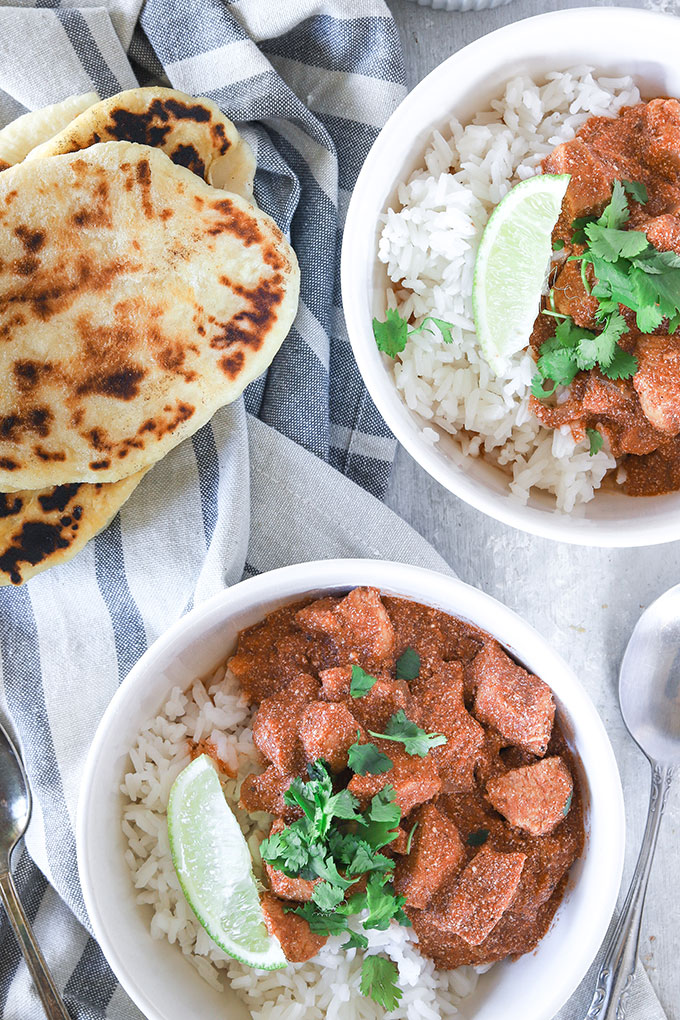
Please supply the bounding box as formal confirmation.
[669,311,680,333]
[467,828,490,847]
[360,956,402,1012]
[372,309,408,358]
[348,739,393,776]
[343,930,369,951]
[290,902,349,936]
[584,224,648,263]
[622,180,648,205]
[536,346,580,388]
[346,841,394,878]
[553,238,565,251]
[311,881,346,912]
[354,786,402,849]
[413,316,455,344]
[373,311,455,359]
[328,787,362,821]
[369,709,447,758]
[586,428,604,457]
[350,665,378,699]
[361,874,411,932]
[395,647,420,681]
[600,345,638,381]
[597,179,629,229]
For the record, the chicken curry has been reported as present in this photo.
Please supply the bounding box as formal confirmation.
[226,587,584,987]
[532,98,680,496]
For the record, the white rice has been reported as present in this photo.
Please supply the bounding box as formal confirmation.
[377,68,642,512]
[121,665,480,1018]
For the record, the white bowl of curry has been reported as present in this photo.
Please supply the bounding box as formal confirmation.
[78,559,624,1020]
[342,6,680,545]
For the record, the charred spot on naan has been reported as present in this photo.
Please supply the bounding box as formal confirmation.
[210,274,287,373]
[0,482,86,584]
[47,95,230,183]
[0,493,22,518]
[1,408,52,440]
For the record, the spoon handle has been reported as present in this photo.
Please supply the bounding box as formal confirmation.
[0,869,71,1020]
[585,761,674,1020]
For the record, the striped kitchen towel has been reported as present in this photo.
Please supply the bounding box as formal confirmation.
[0,2,407,1016]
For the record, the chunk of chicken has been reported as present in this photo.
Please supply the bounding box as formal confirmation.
[641,98,680,175]
[471,643,555,757]
[298,701,359,771]
[264,820,319,901]
[394,804,465,909]
[239,766,297,821]
[543,138,612,233]
[633,334,680,436]
[413,659,485,793]
[348,741,441,816]
[296,587,395,672]
[260,892,326,962]
[252,674,319,773]
[436,847,526,946]
[486,757,574,837]
[552,259,599,329]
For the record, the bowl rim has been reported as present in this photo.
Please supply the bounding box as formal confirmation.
[341,5,680,548]
[77,558,625,1020]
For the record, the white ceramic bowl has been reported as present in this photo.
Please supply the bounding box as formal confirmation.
[342,7,680,547]
[78,559,624,1020]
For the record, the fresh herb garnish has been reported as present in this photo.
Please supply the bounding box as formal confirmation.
[348,735,393,776]
[261,763,406,1008]
[530,179,680,398]
[343,930,369,951]
[563,792,573,817]
[395,646,420,681]
[586,428,604,457]
[622,179,648,205]
[350,665,378,699]
[369,709,447,758]
[405,821,419,855]
[360,955,402,1012]
[467,828,490,847]
[373,308,454,359]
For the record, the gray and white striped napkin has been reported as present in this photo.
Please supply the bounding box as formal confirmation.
[0,2,670,1018]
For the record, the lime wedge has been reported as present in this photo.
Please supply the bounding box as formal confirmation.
[168,754,286,970]
[472,173,570,371]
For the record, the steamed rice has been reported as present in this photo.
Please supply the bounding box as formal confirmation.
[378,68,643,512]
[121,665,480,1018]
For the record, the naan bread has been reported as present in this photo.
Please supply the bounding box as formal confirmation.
[0,141,299,490]
[0,471,146,586]
[0,92,98,170]
[26,87,255,201]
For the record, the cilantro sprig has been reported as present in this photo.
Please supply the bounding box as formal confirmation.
[350,665,378,699]
[373,308,454,358]
[369,709,447,758]
[360,955,402,1012]
[531,179,680,402]
[395,646,420,681]
[259,762,410,1008]
[348,735,393,776]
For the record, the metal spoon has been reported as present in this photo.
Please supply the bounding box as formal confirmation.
[0,721,71,1019]
[586,584,680,1020]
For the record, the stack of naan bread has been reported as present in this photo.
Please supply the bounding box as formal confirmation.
[0,88,300,585]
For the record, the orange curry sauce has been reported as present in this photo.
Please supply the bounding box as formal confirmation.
[531,98,680,495]
[227,587,584,969]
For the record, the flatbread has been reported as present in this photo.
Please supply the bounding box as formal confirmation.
[0,141,299,490]
[26,87,256,201]
[0,470,146,586]
[0,92,99,170]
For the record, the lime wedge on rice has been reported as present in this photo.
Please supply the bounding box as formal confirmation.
[472,173,570,371]
[168,754,286,970]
